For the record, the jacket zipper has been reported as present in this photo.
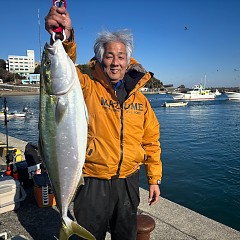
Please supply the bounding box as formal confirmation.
[112,107,124,178]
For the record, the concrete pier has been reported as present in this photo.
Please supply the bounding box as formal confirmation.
[0,132,240,240]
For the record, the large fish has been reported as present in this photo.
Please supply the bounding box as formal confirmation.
[39,39,95,240]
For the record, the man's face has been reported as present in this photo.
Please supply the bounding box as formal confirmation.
[102,41,128,84]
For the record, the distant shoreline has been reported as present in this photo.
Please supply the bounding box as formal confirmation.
[0,90,39,97]
[0,83,40,97]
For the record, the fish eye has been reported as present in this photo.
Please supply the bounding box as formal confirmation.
[45,59,51,66]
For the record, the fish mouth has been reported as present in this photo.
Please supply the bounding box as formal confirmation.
[44,41,60,56]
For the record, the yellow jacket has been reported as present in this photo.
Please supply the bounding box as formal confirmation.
[63,40,162,185]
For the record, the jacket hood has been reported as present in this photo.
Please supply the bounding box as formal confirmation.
[88,57,153,93]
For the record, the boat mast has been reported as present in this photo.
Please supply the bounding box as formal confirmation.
[3,98,9,152]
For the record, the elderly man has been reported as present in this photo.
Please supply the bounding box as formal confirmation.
[45,6,162,240]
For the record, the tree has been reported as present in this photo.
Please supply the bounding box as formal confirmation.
[15,73,25,80]
[0,59,6,70]
[0,67,25,83]
[0,68,14,82]
[145,77,163,89]
[178,84,185,89]
[34,65,40,74]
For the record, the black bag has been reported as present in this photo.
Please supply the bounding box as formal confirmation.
[24,142,41,166]
[15,143,42,188]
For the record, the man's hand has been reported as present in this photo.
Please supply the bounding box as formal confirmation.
[45,6,72,39]
[148,184,160,206]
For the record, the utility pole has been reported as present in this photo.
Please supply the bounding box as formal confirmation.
[38,8,43,61]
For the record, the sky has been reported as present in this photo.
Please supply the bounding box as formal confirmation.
[1,0,240,88]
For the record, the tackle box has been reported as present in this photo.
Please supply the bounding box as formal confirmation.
[0,176,26,213]
[33,173,56,208]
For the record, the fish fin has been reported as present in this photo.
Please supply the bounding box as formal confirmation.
[59,218,96,240]
[79,175,85,186]
[55,97,67,124]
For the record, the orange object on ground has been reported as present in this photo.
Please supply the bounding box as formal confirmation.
[33,173,56,208]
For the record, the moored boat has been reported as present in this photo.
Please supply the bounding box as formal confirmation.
[0,106,34,119]
[225,91,240,100]
[171,84,217,101]
[0,111,26,119]
[162,101,188,107]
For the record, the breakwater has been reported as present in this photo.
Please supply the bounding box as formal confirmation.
[0,132,240,239]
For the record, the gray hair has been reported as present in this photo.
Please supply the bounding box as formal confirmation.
[94,29,134,64]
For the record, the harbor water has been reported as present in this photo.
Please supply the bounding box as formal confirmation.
[0,94,239,232]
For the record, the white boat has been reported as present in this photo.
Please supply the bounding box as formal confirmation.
[0,106,33,119]
[162,101,188,107]
[225,91,240,100]
[171,84,217,101]
[0,111,26,119]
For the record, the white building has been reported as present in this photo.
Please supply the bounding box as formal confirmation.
[6,50,35,77]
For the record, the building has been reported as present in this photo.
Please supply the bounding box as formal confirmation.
[21,74,40,85]
[6,50,35,77]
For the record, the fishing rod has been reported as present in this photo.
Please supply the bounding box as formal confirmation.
[3,97,12,177]
[3,97,9,152]
[3,97,20,179]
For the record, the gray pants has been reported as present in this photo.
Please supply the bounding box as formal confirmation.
[73,171,140,240]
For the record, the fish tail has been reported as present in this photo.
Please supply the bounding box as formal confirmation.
[59,218,96,240]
